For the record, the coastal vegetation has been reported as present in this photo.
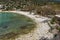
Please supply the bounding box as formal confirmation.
[49,16,60,33]
[0,0,60,11]
[34,6,56,17]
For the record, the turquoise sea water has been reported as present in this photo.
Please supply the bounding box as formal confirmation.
[0,12,34,36]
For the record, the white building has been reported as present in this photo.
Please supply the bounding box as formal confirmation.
[55,15,60,18]
[0,5,3,9]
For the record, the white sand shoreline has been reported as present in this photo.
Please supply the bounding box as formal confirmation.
[2,11,54,40]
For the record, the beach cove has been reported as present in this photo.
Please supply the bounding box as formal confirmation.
[0,11,54,40]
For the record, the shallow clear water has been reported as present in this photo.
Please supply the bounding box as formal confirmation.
[0,12,35,36]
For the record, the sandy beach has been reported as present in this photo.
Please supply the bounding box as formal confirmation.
[4,11,54,40]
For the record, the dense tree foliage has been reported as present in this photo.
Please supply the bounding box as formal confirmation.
[0,0,60,10]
